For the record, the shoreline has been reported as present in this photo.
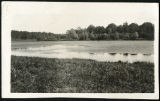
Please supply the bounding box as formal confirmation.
[11,54,154,63]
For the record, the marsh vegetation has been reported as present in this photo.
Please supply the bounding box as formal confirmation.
[11,56,154,93]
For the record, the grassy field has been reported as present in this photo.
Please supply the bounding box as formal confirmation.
[11,56,154,93]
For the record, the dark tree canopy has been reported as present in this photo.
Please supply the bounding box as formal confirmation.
[94,26,105,34]
[128,23,139,33]
[106,23,117,34]
[138,22,154,40]
[11,22,154,41]
[87,25,96,34]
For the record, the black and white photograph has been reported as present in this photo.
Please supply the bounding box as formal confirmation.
[2,2,159,99]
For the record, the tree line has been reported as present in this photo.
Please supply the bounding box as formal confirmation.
[11,22,154,41]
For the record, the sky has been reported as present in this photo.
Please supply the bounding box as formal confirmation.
[3,2,159,33]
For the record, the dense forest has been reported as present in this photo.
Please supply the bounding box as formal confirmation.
[11,22,154,41]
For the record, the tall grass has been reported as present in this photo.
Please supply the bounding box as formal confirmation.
[11,56,154,93]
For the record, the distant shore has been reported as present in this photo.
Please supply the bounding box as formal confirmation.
[11,56,154,93]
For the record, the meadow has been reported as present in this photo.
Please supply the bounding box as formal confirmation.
[11,56,154,93]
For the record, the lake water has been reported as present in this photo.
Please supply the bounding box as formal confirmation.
[11,41,154,63]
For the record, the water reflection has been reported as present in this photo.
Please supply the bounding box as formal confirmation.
[12,50,154,63]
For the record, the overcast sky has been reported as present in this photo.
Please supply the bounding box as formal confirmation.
[4,2,158,33]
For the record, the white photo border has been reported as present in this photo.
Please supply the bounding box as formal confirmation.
[1,2,159,99]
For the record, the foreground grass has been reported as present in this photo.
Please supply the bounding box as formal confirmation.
[11,56,154,93]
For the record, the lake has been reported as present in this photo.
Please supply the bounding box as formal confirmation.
[11,41,154,63]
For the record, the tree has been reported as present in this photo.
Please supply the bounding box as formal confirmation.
[128,23,139,33]
[114,32,120,40]
[123,22,129,33]
[139,22,154,40]
[11,22,154,41]
[66,29,79,40]
[94,26,105,34]
[103,33,110,40]
[117,25,123,33]
[110,32,120,40]
[78,29,89,40]
[106,23,117,34]
[123,33,130,40]
[129,32,139,40]
[76,27,83,34]
[89,33,95,40]
[83,29,89,40]
[87,25,95,34]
